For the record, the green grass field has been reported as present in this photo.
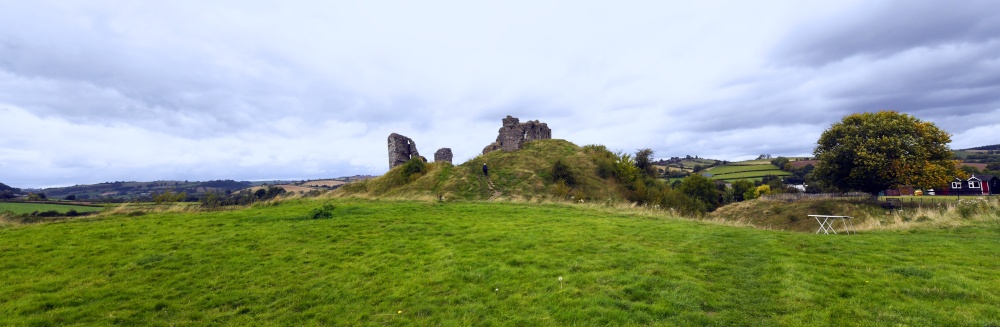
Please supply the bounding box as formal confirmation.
[730,159,774,165]
[731,157,811,166]
[703,163,792,182]
[713,170,792,181]
[706,164,781,175]
[676,159,717,169]
[1,198,998,325]
[712,171,791,180]
[0,202,104,215]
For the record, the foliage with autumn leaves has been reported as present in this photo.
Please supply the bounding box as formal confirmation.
[813,111,963,195]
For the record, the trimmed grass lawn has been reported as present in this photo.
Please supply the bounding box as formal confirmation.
[0,202,104,215]
[1,198,998,325]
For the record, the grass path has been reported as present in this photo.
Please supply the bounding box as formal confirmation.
[1,199,998,325]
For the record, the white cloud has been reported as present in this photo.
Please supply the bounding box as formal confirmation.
[0,105,384,187]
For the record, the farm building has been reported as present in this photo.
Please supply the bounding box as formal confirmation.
[939,175,999,195]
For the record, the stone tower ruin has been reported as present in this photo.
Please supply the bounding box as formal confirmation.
[387,133,420,169]
[434,148,453,164]
[482,115,552,154]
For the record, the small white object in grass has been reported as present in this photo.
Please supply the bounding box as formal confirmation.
[559,276,563,289]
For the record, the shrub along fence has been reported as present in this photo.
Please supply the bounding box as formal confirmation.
[762,192,871,202]
[881,195,997,205]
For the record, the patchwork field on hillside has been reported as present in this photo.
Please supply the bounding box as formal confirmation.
[1,198,998,325]
[705,163,791,182]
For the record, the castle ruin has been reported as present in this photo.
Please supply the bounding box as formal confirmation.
[482,115,552,154]
[387,133,420,169]
[434,148,453,164]
[386,115,550,169]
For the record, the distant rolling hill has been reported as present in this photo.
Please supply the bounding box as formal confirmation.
[41,176,370,201]
[962,144,1000,151]
[40,180,251,201]
[954,144,1000,166]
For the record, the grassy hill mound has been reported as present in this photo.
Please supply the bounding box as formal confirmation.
[340,139,624,202]
[707,198,883,232]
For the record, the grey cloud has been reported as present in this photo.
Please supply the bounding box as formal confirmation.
[805,43,1000,131]
[0,42,432,139]
[670,2,1000,140]
[472,98,575,125]
[0,6,438,139]
[773,0,1000,66]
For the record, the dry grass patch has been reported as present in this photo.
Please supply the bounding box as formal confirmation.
[709,196,1000,232]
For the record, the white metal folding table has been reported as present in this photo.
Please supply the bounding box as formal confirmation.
[808,215,856,235]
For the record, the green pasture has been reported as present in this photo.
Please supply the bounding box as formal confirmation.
[954,150,988,159]
[704,163,791,182]
[718,177,767,183]
[730,159,773,165]
[712,170,792,181]
[731,157,811,166]
[0,202,104,215]
[707,164,783,175]
[1,198,998,325]
[676,159,716,168]
[655,165,687,173]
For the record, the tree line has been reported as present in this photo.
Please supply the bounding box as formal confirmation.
[578,111,972,215]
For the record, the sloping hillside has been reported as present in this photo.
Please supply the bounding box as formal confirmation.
[339,139,624,202]
[704,163,790,182]
[963,144,1000,151]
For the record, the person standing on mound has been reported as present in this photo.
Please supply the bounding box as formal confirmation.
[483,163,489,177]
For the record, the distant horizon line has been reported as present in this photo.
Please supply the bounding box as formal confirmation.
[13,175,381,191]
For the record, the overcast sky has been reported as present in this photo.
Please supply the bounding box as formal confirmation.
[2,1,999,188]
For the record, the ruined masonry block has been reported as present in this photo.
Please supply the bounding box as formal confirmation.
[482,115,552,155]
[387,133,420,169]
[434,148,453,164]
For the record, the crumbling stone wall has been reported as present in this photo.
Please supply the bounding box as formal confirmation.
[482,115,552,154]
[387,133,420,169]
[434,148,453,164]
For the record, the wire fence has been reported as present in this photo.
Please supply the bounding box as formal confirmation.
[761,192,998,212]
[761,192,872,202]
[882,195,997,205]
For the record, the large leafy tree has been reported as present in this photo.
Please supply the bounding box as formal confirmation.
[730,179,755,202]
[813,111,960,195]
[634,148,657,178]
[678,174,720,210]
[0,182,20,200]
